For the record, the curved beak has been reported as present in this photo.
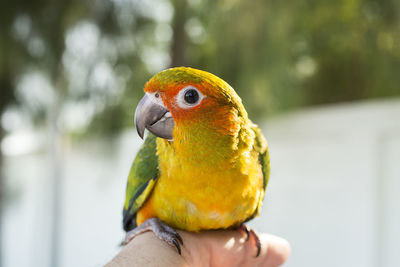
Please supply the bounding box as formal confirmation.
[134,94,174,140]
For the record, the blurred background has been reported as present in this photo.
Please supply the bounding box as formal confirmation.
[1,0,399,266]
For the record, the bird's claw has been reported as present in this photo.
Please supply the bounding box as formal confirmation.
[124,218,184,255]
[239,224,261,257]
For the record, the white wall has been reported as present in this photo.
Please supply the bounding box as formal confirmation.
[2,99,400,267]
[252,99,400,267]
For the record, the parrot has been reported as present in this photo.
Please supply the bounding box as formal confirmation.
[122,67,270,256]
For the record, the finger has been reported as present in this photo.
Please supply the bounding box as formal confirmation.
[258,234,291,267]
[179,230,290,267]
[237,233,290,267]
[178,230,243,266]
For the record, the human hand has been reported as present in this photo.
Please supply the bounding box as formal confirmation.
[106,229,290,267]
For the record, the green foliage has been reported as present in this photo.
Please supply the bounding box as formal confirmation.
[1,0,399,135]
[185,0,400,118]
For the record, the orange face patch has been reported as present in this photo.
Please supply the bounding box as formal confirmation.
[142,67,246,134]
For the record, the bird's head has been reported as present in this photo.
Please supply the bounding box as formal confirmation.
[135,67,247,141]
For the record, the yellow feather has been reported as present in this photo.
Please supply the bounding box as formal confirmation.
[137,124,265,232]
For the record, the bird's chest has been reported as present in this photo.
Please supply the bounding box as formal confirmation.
[149,157,262,231]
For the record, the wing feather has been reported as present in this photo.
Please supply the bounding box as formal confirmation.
[243,123,270,222]
[251,124,270,192]
[123,133,159,232]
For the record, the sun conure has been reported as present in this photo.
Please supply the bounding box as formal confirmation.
[122,67,270,256]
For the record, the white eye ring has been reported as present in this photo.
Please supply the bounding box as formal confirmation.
[176,86,205,109]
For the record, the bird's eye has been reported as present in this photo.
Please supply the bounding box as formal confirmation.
[184,89,199,104]
[176,86,205,109]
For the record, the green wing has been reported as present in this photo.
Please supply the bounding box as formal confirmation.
[123,133,159,232]
[243,124,270,223]
[244,124,270,223]
[251,124,270,192]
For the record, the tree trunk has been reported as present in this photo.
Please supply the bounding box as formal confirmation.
[0,66,14,267]
[0,126,4,267]
[170,0,188,67]
[48,102,62,267]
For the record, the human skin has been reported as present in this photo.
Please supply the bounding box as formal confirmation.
[105,230,290,267]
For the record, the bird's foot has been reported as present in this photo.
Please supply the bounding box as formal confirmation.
[124,218,184,254]
[239,224,261,257]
